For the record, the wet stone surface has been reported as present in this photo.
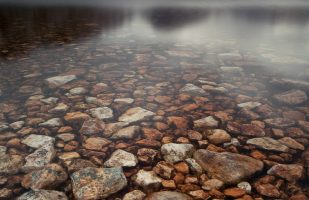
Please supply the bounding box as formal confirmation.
[0,3,309,200]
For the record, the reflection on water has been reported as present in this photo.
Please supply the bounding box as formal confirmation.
[0,1,309,199]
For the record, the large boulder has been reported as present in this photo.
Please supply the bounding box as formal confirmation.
[194,150,264,184]
[71,167,127,200]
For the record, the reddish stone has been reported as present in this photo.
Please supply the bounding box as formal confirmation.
[224,188,246,198]
[167,116,189,129]
[142,128,163,140]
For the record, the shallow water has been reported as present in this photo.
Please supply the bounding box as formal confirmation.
[0,1,308,199]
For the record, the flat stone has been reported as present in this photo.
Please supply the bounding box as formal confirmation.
[104,149,138,167]
[39,118,63,128]
[79,118,105,136]
[123,190,146,200]
[22,163,67,189]
[161,143,195,163]
[193,116,219,129]
[89,107,113,120]
[247,137,289,152]
[273,89,308,105]
[267,164,303,182]
[114,98,134,104]
[40,97,59,105]
[83,137,111,151]
[145,191,193,200]
[17,189,68,200]
[48,103,69,113]
[0,154,23,175]
[64,112,90,123]
[71,167,127,200]
[264,118,295,128]
[133,169,162,191]
[111,125,140,139]
[58,152,80,161]
[45,75,77,88]
[237,101,261,109]
[69,87,87,95]
[298,120,309,132]
[21,134,54,149]
[119,107,155,124]
[194,150,264,184]
[104,122,129,137]
[56,133,75,142]
[179,83,206,96]
[278,137,304,150]
[22,143,56,172]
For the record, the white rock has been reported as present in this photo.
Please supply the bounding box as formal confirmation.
[104,149,138,167]
[17,189,68,200]
[21,134,54,149]
[45,75,77,88]
[133,169,162,190]
[237,182,251,194]
[118,107,155,124]
[48,103,69,113]
[89,107,113,120]
[161,143,195,163]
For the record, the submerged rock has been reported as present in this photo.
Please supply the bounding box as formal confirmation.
[0,153,23,175]
[193,116,219,129]
[267,164,303,182]
[22,163,68,189]
[161,143,195,163]
[79,118,105,136]
[104,149,138,167]
[18,189,68,200]
[118,107,155,123]
[39,118,63,127]
[179,83,206,96]
[247,137,289,152]
[194,149,264,184]
[21,134,54,149]
[123,190,146,200]
[273,89,308,105]
[71,167,127,200]
[146,191,193,200]
[45,75,77,88]
[22,142,55,172]
[111,125,140,139]
[89,107,113,120]
[133,169,162,191]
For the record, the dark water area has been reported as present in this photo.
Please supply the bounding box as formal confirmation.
[0,1,309,200]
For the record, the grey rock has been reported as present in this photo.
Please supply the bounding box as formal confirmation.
[0,153,23,175]
[39,118,63,128]
[161,143,195,163]
[45,75,77,88]
[22,143,55,172]
[247,137,289,152]
[104,149,138,167]
[89,107,113,120]
[21,134,54,149]
[133,169,162,191]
